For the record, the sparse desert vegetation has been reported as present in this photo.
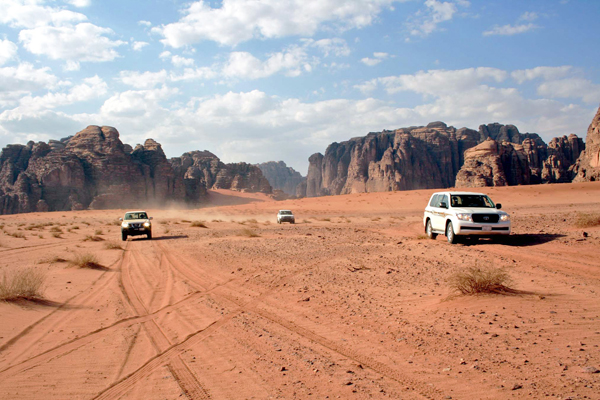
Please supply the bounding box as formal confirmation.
[574,212,600,228]
[104,241,122,250]
[448,266,515,295]
[0,267,46,302]
[71,253,104,269]
[83,235,105,242]
[239,228,260,237]
[190,220,208,228]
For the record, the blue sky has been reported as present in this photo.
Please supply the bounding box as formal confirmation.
[1,0,599,173]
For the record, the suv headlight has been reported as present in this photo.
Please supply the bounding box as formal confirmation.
[500,214,510,222]
[143,221,151,228]
[456,213,473,222]
[121,222,129,228]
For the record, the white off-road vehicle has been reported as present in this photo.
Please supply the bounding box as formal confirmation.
[423,192,510,244]
[277,210,295,224]
[120,210,153,241]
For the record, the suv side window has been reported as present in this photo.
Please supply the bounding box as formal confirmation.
[438,194,448,208]
[429,194,439,207]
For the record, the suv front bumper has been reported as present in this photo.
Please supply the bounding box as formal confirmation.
[454,221,511,235]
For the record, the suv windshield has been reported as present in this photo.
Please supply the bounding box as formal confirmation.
[279,211,292,215]
[125,212,148,220]
[450,195,495,208]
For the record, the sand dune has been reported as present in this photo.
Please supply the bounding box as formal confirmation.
[1,182,599,399]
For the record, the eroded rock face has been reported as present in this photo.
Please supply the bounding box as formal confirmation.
[304,124,481,197]
[573,106,600,182]
[169,151,272,199]
[256,161,305,196]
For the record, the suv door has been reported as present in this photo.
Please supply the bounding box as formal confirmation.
[431,194,448,231]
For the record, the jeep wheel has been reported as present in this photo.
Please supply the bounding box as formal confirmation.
[426,220,437,239]
[122,232,127,241]
[147,232,152,240]
[446,222,458,244]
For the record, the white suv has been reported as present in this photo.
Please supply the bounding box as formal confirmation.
[423,192,510,244]
[277,210,295,224]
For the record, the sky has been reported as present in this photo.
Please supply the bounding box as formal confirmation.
[1,0,599,174]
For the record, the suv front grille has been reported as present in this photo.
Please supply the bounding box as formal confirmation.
[472,214,499,223]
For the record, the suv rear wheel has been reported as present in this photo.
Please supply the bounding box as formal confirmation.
[426,220,437,239]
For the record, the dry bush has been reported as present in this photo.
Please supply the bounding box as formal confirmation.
[71,225,80,230]
[448,266,515,295]
[49,226,62,233]
[574,213,600,228]
[94,229,103,235]
[52,232,62,238]
[245,218,258,224]
[83,235,105,242]
[190,221,208,228]
[0,267,46,301]
[37,256,68,264]
[239,228,260,238]
[181,219,191,223]
[104,241,122,250]
[319,218,331,222]
[71,253,104,269]
[8,231,26,239]
[212,219,223,223]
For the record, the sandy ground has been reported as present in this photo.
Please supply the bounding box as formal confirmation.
[0,182,599,400]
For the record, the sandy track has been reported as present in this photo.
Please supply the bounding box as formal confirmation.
[1,183,599,399]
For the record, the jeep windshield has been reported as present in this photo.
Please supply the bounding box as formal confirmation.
[450,195,495,208]
[279,211,292,215]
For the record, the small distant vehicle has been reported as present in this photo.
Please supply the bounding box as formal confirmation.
[423,191,510,244]
[120,210,153,241]
[277,210,295,224]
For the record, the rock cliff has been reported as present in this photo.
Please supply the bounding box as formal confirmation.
[302,121,586,196]
[0,126,271,214]
[572,106,600,182]
[256,161,304,196]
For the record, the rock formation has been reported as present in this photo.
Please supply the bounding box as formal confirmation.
[0,126,271,214]
[302,121,586,196]
[572,106,600,182]
[256,161,305,196]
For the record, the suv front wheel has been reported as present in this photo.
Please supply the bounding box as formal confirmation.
[446,221,458,244]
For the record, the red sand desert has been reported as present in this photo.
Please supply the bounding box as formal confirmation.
[1,183,599,399]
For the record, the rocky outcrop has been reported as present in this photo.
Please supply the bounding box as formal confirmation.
[256,161,304,196]
[304,121,586,195]
[0,126,271,214]
[573,106,600,182]
[302,122,481,197]
[169,151,272,198]
[456,133,585,187]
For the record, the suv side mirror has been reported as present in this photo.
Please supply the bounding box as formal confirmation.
[119,218,123,221]
[149,217,153,220]
[496,203,502,209]
[439,201,448,209]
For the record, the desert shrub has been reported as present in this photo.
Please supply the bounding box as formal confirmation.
[181,219,191,223]
[104,241,122,250]
[94,229,103,235]
[37,256,67,264]
[190,221,208,228]
[71,225,80,230]
[239,228,260,238]
[8,231,26,239]
[303,219,311,224]
[319,218,331,222]
[50,226,63,233]
[0,267,46,301]
[574,213,600,228]
[448,266,514,295]
[71,253,103,269]
[52,232,62,238]
[83,235,104,242]
[245,218,258,224]
[212,219,223,223]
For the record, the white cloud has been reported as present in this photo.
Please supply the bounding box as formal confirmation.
[519,11,538,22]
[409,0,462,37]
[132,41,149,51]
[64,60,80,71]
[511,66,572,84]
[222,46,312,79]
[0,1,87,28]
[361,52,389,66]
[119,70,169,89]
[170,67,218,82]
[138,20,152,27]
[154,0,400,47]
[483,23,537,36]
[100,86,179,117]
[19,23,126,62]
[0,39,18,65]
[159,51,171,59]
[65,0,91,7]
[17,75,107,111]
[537,78,600,104]
[305,38,351,57]
[171,55,195,67]
[0,62,60,92]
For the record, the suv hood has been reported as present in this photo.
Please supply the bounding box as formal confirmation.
[123,219,150,224]
[451,207,506,214]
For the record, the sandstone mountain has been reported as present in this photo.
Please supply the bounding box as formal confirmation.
[256,161,305,196]
[301,122,585,196]
[572,106,600,182]
[0,126,271,214]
